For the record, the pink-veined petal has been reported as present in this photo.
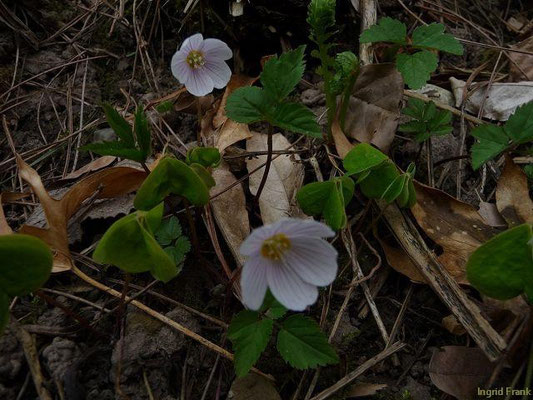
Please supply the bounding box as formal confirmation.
[283,237,338,286]
[240,224,277,257]
[202,60,232,89]
[185,69,214,97]
[170,50,192,84]
[180,33,204,53]
[274,218,335,239]
[241,257,269,310]
[267,263,318,311]
[203,38,232,60]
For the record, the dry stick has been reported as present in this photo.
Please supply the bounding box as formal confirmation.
[9,318,53,400]
[254,124,274,202]
[359,0,376,65]
[71,265,273,380]
[310,341,406,400]
[379,202,507,361]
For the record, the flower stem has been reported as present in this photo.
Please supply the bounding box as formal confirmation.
[255,124,274,202]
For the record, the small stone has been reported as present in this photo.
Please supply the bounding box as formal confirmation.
[93,127,116,143]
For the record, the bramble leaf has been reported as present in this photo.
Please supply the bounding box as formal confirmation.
[228,310,273,377]
[134,157,211,210]
[261,45,306,102]
[0,234,53,296]
[271,102,322,138]
[102,103,134,146]
[504,102,533,144]
[411,23,463,55]
[331,51,359,95]
[276,314,339,369]
[399,98,453,142]
[155,216,183,246]
[396,50,438,89]
[467,223,533,302]
[225,86,274,124]
[360,17,407,45]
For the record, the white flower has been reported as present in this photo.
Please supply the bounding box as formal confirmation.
[171,33,233,97]
[239,218,338,311]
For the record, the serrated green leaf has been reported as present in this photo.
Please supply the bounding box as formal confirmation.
[331,51,359,95]
[0,234,53,297]
[228,310,274,377]
[155,216,182,246]
[360,17,407,45]
[411,23,463,55]
[0,291,8,335]
[102,103,134,146]
[396,50,438,90]
[186,147,221,168]
[261,46,306,102]
[81,141,145,162]
[271,102,322,138]
[225,86,274,124]
[276,314,338,369]
[134,107,151,160]
[343,143,389,175]
[400,99,453,142]
[307,0,336,45]
[93,204,178,282]
[504,102,533,144]
[470,125,509,170]
[467,224,533,301]
[134,157,211,210]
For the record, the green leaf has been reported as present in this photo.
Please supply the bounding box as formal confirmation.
[271,102,322,138]
[134,157,211,211]
[470,125,509,170]
[228,311,274,377]
[81,141,145,162]
[360,17,407,45]
[399,99,453,142]
[261,46,306,102]
[0,234,53,297]
[504,102,533,144]
[381,174,407,203]
[189,163,216,189]
[343,143,388,175]
[331,51,359,95]
[93,203,179,282]
[358,161,401,199]
[225,86,274,124]
[396,50,438,90]
[467,224,533,301]
[155,216,182,246]
[102,103,134,146]
[134,107,151,160]
[260,291,287,320]
[411,23,463,55]
[276,314,339,369]
[186,147,221,168]
[0,291,8,335]
[156,101,173,113]
[307,0,336,41]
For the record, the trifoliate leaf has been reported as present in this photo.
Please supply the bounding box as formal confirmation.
[343,143,388,175]
[0,234,53,297]
[155,216,182,246]
[271,102,322,138]
[0,291,8,334]
[186,147,221,168]
[470,125,509,170]
[360,17,407,45]
[503,102,533,144]
[261,46,306,102]
[467,223,533,301]
[396,50,438,89]
[276,314,339,369]
[411,23,463,55]
[225,86,274,124]
[399,98,453,142]
[228,311,274,377]
[358,161,401,199]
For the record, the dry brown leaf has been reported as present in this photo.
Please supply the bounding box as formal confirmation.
[0,195,13,235]
[213,74,258,128]
[411,182,501,284]
[246,132,304,224]
[215,119,253,154]
[442,315,467,336]
[62,156,116,180]
[346,382,387,398]
[478,201,507,228]
[378,238,426,283]
[429,346,495,400]
[343,63,403,153]
[496,155,533,226]
[228,374,281,400]
[510,36,533,81]
[331,118,355,159]
[16,156,147,272]
[210,163,250,266]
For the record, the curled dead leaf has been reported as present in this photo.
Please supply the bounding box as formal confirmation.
[496,155,533,226]
[213,74,258,128]
[246,132,304,224]
[331,118,355,159]
[378,237,426,283]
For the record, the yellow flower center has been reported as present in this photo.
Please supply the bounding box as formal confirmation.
[261,233,291,261]
[186,50,205,69]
